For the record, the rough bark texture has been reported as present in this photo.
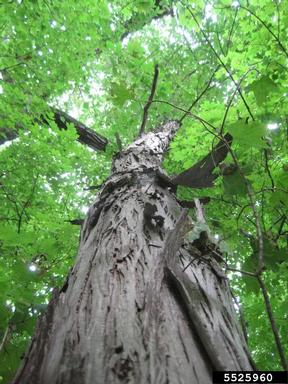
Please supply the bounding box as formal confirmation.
[12,121,254,384]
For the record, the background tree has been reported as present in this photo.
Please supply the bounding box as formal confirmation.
[0,0,287,382]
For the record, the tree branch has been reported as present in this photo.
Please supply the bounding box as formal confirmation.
[239,5,288,59]
[264,149,275,190]
[179,65,220,123]
[257,275,288,371]
[139,64,159,136]
[46,108,108,151]
[0,128,18,145]
[0,323,12,354]
[172,133,233,188]
[229,289,248,343]
[115,132,122,151]
[193,126,264,273]
[121,1,174,40]
[152,99,218,130]
[226,267,256,277]
[220,69,253,133]
[183,3,255,121]
[0,108,108,151]
[275,215,286,241]
[219,134,265,273]
[199,130,287,370]
[226,7,238,55]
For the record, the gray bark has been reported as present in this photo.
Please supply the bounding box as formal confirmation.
[12,121,254,384]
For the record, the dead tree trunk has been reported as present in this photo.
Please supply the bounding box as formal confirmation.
[12,121,254,384]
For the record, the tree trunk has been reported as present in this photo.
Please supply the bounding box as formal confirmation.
[12,121,254,384]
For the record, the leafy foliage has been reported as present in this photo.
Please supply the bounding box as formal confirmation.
[0,0,288,381]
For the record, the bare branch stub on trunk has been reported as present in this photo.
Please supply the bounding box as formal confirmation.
[45,108,108,151]
[0,108,108,152]
[172,133,233,188]
[0,127,18,145]
[13,121,253,384]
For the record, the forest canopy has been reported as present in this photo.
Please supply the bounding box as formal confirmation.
[0,0,287,382]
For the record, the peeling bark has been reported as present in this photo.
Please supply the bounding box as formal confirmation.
[12,121,254,384]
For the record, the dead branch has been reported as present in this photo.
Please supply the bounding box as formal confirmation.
[139,64,159,136]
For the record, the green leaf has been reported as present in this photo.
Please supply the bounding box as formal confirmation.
[269,171,288,208]
[252,238,287,270]
[1,0,288,376]
[109,82,134,107]
[223,169,247,196]
[247,76,278,106]
[242,274,260,294]
[136,0,153,13]
[270,190,288,209]
[242,255,259,293]
[229,121,267,148]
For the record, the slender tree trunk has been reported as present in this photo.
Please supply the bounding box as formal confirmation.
[12,121,254,384]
